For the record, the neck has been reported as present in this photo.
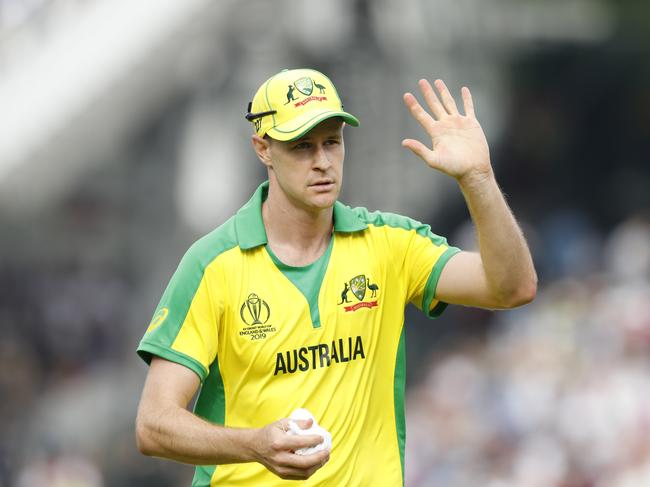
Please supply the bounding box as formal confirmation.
[262,185,334,266]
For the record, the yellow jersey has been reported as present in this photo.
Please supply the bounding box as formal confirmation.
[137,181,460,486]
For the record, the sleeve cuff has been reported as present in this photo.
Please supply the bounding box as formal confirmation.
[422,246,461,319]
[137,341,208,383]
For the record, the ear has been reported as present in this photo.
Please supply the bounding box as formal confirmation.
[251,135,272,168]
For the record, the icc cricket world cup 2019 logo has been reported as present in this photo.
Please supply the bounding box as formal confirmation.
[239,293,275,341]
[240,293,270,326]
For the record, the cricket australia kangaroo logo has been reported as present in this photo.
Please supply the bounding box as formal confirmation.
[338,275,379,312]
[287,77,328,108]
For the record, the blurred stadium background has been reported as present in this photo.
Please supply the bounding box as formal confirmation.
[1,0,649,486]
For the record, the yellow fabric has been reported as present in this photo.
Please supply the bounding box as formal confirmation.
[171,225,450,486]
[137,183,459,486]
[406,229,451,312]
[171,257,227,374]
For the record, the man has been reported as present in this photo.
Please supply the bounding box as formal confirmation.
[135,68,536,486]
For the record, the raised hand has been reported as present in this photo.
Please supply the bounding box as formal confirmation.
[402,79,492,184]
[253,418,330,480]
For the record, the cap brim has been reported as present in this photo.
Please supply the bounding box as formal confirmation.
[266,110,359,142]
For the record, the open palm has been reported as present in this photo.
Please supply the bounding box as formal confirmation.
[402,79,491,182]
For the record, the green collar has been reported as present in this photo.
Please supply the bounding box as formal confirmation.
[234,181,368,250]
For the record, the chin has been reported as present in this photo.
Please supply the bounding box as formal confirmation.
[307,192,338,210]
[310,196,337,210]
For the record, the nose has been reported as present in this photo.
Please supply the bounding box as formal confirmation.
[313,144,331,170]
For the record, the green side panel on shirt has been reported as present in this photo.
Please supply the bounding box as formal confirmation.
[190,358,225,486]
[265,237,334,329]
[191,465,216,487]
[394,328,407,484]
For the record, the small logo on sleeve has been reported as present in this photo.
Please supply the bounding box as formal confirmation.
[337,275,379,312]
[146,307,169,333]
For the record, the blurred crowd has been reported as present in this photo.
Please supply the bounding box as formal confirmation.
[406,217,650,487]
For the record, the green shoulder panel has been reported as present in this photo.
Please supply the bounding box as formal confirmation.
[136,215,239,380]
[349,205,451,246]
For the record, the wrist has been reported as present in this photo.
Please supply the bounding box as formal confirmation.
[240,427,262,463]
[457,166,494,190]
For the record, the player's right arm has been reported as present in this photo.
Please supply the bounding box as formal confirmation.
[135,356,329,480]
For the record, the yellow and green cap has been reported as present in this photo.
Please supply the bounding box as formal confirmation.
[246,68,359,142]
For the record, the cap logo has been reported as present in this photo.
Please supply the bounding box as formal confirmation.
[284,77,329,108]
[294,77,314,96]
[247,69,358,139]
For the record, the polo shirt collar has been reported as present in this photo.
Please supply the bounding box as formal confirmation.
[234,181,368,250]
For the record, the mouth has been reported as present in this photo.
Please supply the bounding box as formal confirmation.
[309,180,336,191]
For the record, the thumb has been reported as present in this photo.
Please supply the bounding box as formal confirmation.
[276,418,292,432]
[401,139,436,167]
[292,418,314,430]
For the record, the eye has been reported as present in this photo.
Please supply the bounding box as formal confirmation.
[293,142,311,150]
[325,139,340,146]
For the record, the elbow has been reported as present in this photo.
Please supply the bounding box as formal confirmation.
[512,281,537,307]
[135,415,157,456]
[503,277,537,308]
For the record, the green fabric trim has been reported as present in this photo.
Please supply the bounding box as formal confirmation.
[265,237,334,329]
[193,358,226,422]
[191,359,225,487]
[348,207,451,246]
[333,201,368,232]
[137,342,208,382]
[422,246,462,319]
[191,465,216,487]
[269,111,359,140]
[234,182,268,250]
[393,328,407,485]
[234,181,369,249]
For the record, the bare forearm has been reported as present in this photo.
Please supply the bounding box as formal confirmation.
[401,79,536,308]
[459,169,537,306]
[136,404,258,466]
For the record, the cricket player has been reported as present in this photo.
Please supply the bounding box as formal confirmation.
[135,68,536,486]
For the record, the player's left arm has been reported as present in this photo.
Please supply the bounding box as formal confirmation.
[402,79,537,309]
